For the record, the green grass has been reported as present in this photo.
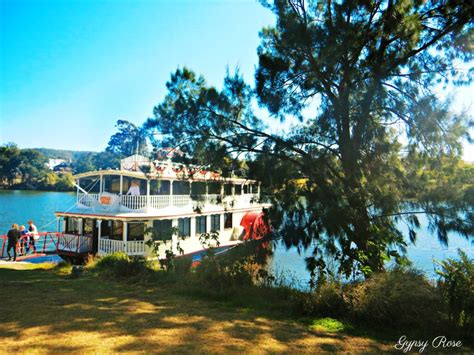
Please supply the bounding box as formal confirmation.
[309,317,353,333]
[0,264,395,353]
[1,262,471,353]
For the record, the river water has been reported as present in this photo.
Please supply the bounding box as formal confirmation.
[1,190,473,284]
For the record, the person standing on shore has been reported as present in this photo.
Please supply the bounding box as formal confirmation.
[6,224,20,261]
[19,225,28,254]
[27,220,38,253]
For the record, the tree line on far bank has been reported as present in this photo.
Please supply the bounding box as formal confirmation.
[0,144,121,191]
[0,120,149,191]
[0,143,74,191]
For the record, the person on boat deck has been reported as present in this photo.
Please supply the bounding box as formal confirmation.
[27,220,38,253]
[6,224,20,261]
[126,180,141,196]
[19,225,27,255]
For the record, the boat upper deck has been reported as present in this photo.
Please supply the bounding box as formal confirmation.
[58,154,267,218]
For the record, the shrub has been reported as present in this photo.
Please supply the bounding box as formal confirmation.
[84,254,98,268]
[92,252,150,280]
[346,268,441,329]
[436,250,474,335]
[173,256,193,275]
[55,260,72,275]
[293,281,347,317]
[191,253,258,293]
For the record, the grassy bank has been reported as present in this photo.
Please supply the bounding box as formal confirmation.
[1,259,472,353]
[0,263,396,353]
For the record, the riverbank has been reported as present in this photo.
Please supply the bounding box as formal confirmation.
[0,263,393,353]
[1,262,472,353]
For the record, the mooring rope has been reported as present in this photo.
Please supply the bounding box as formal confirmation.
[38,177,100,231]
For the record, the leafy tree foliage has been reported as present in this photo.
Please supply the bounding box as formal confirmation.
[0,144,74,190]
[17,149,49,188]
[106,120,148,157]
[72,153,96,174]
[145,0,473,277]
[0,143,23,186]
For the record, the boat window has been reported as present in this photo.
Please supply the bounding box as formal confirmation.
[122,177,146,195]
[224,213,232,229]
[196,216,207,234]
[224,184,232,195]
[102,175,121,194]
[150,180,170,195]
[191,182,206,199]
[208,182,221,195]
[251,184,258,194]
[173,181,190,195]
[127,222,145,241]
[82,219,94,236]
[178,218,191,238]
[100,220,112,238]
[152,219,173,241]
[65,217,80,234]
[79,177,100,193]
[243,184,251,194]
[235,184,242,195]
[110,221,123,240]
[210,214,220,232]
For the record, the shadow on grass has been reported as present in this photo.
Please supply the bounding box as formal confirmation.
[0,268,391,353]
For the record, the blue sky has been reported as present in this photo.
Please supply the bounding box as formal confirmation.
[0,0,472,160]
[0,0,274,151]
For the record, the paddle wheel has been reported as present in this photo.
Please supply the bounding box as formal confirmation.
[240,210,270,241]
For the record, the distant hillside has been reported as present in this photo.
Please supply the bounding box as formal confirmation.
[30,148,97,161]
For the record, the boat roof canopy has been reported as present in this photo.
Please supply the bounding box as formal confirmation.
[74,154,259,184]
[73,169,257,184]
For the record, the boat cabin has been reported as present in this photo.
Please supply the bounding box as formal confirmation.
[55,154,270,259]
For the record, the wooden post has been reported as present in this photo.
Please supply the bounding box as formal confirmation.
[97,220,102,254]
[171,218,179,254]
[78,218,83,234]
[123,221,128,253]
[190,216,196,238]
[219,214,224,233]
[170,180,173,207]
[119,175,123,195]
[144,220,153,256]
[206,214,212,233]
[146,180,150,210]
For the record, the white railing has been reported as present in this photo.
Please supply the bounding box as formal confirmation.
[99,238,146,255]
[149,195,171,209]
[99,239,124,254]
[125,240,146,255]
[173,195,191,207]
[77,192,260,210]
[58,233,93,253]
[120,195,147,210]
[235,194,258,206]
[206,194,222,205]
[77,193,99,207]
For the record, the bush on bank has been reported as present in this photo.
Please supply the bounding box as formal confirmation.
[346,268,441,329]
[76,249,473,339]
[89,252,152,280]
